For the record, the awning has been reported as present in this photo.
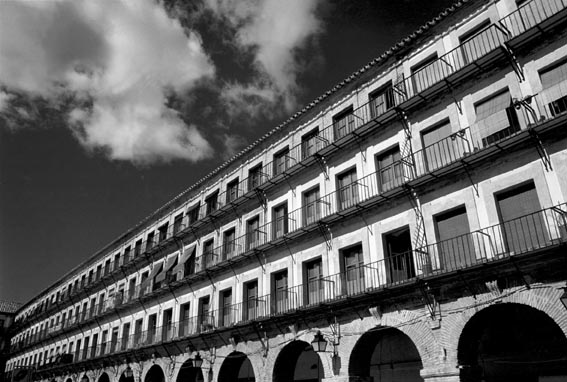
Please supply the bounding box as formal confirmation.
[172,245,196,274]
[140,263,163,292]
[155,253,179,283]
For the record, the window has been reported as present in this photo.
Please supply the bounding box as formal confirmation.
[95,265,102,281]
[383,227,415,284]
[82,337,89,360]
[248,164,263,190]
[134,319,143,346]
[110,327,118,353]
[158,222,169,242]
[205,191,219,215]
[496,182,546,254]
[333,107,355,139]
[203,239,215,268]
[162,309,173,341]
[273,147,290,176]
[128,278,137,301]
[226,178,240,203]
[304,258,323,305]
[244,280,259,321]
[540,60,567,116]
[100,330,108,355]
[272,270,288,314]
[113,253,121,271]
[421,120,461,171]
[337,168,358,210]
[104,259,111,276]
[459,20,492,64]
[220,288,233,327]
[474,89,520,147]
[273,203,289,239]
[376,147,403,192]
[303,187,321,225]
[187,203,201,225]
[222,228,236,260]
[147,231,155,250]
[198,296,213,332]
[301,128,319,159]
[90,333,98,358]
[434,207,475,271]
[178,302,191,337]
[411,54,440,93]
[246,215,261,250]
[121,323,130,351]
[74,339,81,362]
[134,239,142,257]
[173,213,183,234]
[147,314,157,344]
[369,83,394,118]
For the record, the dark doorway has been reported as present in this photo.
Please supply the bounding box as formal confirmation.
[145,365,165,382]
[218,352,256,382]
[458,303,567,382]
[273,340,323,382]
[349,327,423,381]
[383,227,415,283]
[176,359,204,382]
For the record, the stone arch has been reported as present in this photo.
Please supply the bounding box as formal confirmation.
[176,358,204,382]
[144,365,165,382]
[272,340,323,382]
[98,373,110,382]
[457,302,567,381]
[118,365,135,382]
[217,351,256,382]
[348,326,423,381]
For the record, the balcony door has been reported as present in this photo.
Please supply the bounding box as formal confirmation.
[337,168,359,210]
[434,207,475,271]
[342,245,364,295]
[384,227,415,284]
[272,270,288,314]
[377,147,403,192]
[540,60,567,116]
[244,280,259,321]
[304,258,323,305]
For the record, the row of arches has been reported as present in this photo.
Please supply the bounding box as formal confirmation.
[70,303,567,382]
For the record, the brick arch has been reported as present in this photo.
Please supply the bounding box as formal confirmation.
[442,286,567,366]
[212,342,265,381]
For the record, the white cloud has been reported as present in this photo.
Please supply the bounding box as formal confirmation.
[206,0,323,114]
[0,90,13,112]
[0,0,215,163]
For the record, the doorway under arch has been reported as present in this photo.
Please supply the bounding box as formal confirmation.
[218,352,255,382]
[176,359,204,382]
[98,373,110,382]
[145,365,165,382]
[273,340,323,382]
[349,327,423,381]
[458,303,567,382]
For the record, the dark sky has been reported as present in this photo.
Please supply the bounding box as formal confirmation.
[0,0,456,304]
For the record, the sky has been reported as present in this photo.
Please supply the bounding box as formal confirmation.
[0,0,457,305]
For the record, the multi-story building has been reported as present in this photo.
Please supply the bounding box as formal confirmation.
[1,301,22,382]
[5,0,567,381]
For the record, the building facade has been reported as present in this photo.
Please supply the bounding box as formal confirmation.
[1,301,22,382]
[5,0,567,381]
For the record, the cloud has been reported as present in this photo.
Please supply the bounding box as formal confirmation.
[0,90,13,112]
[0,0,215,164]
[206,0,323,115]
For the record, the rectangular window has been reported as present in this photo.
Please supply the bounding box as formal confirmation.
[90,333,98,358]
[128,278,137,301]
[540,60,567,116]
[459,20,492,64]
[248,164,263,190]
[74,339,81,362]
[198,296,212,332]
[226,178,240,203]
[376,147,403,192]
[95,265,102,281]
[246,215,261,250]
[301,128,319,159]
[121,323,130,351]
[244,280,259,321]
[341,244,365,296]
[100,330,108,355]
[421,120,462,171]
[272,270,289,314]
[220,289,233,327]
[303,187,321,226]
[474,89,520,147]
[434,207,475,271]
[82,337,89,360]
[383,227,415,284]
[369,83,394,118]
[147,231,155,250]
[496,182,547,254]
[337,168,358,210]
[134,319,143,346]
[113,253,121,271]
[273,147,290,176]
[273,203,289,239]
[158,222,169,242]
[411,54,440,93]
[333,107,355,139]
[205,190,219,215]
[173,213,183,234]
[178,302,191,337]
[304,258,323,305]
[147,314,157,344]
[134,239,142,257]
[222,228,236,260]
[162,309,173,342]
[203,238,215,268]
[188,203,201,225]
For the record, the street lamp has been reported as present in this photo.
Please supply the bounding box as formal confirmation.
[193,353,203,368]
[124,366,133,379]
[311,331,328,353]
